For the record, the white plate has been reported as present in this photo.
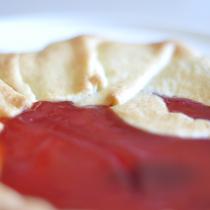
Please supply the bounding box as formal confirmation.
[0,15,210,55]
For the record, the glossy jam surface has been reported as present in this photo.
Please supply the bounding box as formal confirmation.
[0,98,210,210]
[163,96,210,120]
[0,143,3,175]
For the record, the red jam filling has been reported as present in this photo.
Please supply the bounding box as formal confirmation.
[162,96,210,120]
[0,143,3,174]
[0,97,210,210]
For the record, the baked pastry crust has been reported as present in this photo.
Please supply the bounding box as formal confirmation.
[113,92,210,138]
[0,36,174,110]
[0,35,210,209]
[146,42,210,106]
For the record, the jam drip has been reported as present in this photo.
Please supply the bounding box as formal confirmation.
[0,97,210,210]
[162,96,210,120]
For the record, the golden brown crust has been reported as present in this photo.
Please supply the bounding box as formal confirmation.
[171,40,200,58]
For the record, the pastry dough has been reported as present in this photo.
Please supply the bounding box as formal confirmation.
[113,92,210,138]
[0,36,174,114]
[0,79,29,117]
[97,40,174,104]
[145,42,210,106]
[113,43,210,138]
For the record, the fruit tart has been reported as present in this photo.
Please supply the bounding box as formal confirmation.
[0,35,210,210]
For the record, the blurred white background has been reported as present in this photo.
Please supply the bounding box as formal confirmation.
[0,0,209,34]
[0,0,210,54]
